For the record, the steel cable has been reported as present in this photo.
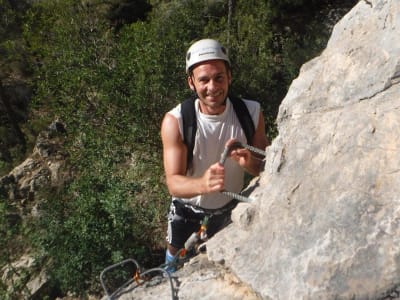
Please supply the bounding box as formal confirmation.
[219,142,266,203]
[100,142,266,299]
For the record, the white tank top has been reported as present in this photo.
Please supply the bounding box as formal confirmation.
[168,97,260,209]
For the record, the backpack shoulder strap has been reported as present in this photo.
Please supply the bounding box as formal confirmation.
[229,95,256,145]
[181,95,197,168]
[180,94,256,169]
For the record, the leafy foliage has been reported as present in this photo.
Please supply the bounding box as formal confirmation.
[0,0,357,297]
[37,174,160,294]
[0,200,18,267]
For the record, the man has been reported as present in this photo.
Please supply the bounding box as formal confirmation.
[161,38,269,271]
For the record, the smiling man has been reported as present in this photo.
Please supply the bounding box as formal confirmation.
[161,39,269,272]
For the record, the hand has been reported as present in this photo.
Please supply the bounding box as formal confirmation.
[202,162,225,193]
[225,139,251,168]
[230,146,251,168]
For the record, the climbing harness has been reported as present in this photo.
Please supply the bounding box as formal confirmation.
[163,216,209,273]
[183,216,208,255]
[99,142,266,299]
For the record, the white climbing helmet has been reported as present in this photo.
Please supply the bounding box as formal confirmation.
[185,39,230,73]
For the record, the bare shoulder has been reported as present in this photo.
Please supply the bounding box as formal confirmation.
[161,112,188,176]
[161,113,181,145]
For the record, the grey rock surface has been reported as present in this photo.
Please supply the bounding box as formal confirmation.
[209,0,400,299]
[111,0,400,299]
[107,254,260,300]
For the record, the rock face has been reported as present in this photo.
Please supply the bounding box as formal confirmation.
[0,120,68,299]
[208,0,400,299]
[103,254,260,300]
[118,1,400,299]
[0,120,68,206]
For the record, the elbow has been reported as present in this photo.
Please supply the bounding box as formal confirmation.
[168,188,179,198]
[165,179,179,197]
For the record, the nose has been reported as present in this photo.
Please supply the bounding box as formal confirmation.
[208,79,219,92]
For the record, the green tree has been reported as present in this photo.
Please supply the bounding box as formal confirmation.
[23,0,169,295]
[2,0,357,297]
[0,0,32,175]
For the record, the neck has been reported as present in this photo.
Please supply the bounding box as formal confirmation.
[198,99,227,115]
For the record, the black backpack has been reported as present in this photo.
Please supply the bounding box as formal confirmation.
[181,94,256,168]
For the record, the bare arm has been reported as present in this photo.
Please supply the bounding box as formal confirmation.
[161,113,225,198]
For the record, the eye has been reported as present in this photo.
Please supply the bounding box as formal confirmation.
[198,77,209,83]
[215,75,224,82]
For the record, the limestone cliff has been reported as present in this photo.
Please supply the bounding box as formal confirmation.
[117,0,400,299]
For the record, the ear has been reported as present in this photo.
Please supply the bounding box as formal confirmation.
[187,76,195,91]
[227,70,232,85]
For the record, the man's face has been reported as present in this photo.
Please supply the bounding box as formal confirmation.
[188,59,231,115]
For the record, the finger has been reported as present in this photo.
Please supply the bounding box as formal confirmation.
[208,178,224,192]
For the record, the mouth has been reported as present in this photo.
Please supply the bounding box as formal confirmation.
[207,91,223,98]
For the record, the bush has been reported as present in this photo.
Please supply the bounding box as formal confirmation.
[6,0,357,296]
[36,173,165,294]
